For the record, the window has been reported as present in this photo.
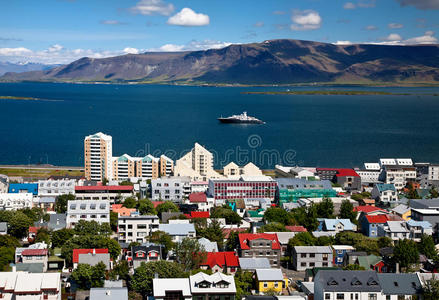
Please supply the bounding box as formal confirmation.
[301,262,306,267]
[310,253,315,258]
[325,294,331,300]
[309,262,315,267]
[336,294,344,300]
[263,282,268,288]
[274,282,279,288]
[301,253,306,258]
[368,294,377,300]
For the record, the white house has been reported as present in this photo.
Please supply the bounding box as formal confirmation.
[66,200,110,227]
[0,193,34,210]
[372,183,398,203]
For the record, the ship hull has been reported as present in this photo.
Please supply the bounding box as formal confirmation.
[218,118,264,124]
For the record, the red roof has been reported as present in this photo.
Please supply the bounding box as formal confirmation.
[111,204,123,210]
[21,249,48,256]
[354,206,386,213]
[285,225,307,232]
[365,215,390,224]
[239,233,281,250]
[151,201,164,208]
[316,168,359,177]
[75,185,133,191]
[222,228,247,239]
[73,249,108,263]
[184,211,210,219]
[201,252,239,268]
[189,192,207,203]
[28,226,40,233]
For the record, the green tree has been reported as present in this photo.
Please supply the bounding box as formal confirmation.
[138,199,157,215]
[123,197,137,209]
[196,219,225,249]
[149,231,175,256]
[120,180,134,186]
[35,227,51,245]
[423,275,439,300]
[174,238,207,271]
[156,202,179,217]
[343,264,366,270]
[0,247,15,271]
[263,207,292,225]
[430,187,439,199]
[419,234,437,259]
[225,230,241,251]
[8,211,33,238]
[377,236,393,249]
[71,262,106,289]
[110,211,118,232]
[339,200,357,222]
[315,197,334,218]
[0,235,20,248]
[210,206,241,225]
[393,239,419,270]
[234,269,254,299]
[51,228,75,249]
[316,236,334,246]
[287,232,316,248]
[55,194,75,213]
[131,261,186,295]
[258,222,287,233]
[74,220,112,236]
[109,260,130,281]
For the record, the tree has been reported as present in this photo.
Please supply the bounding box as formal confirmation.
[258,222,287,233]
[419,234,437,259]
[109,260,130,281]
[123,197,137,209]
[138,199,157,215]
[423,275,439,300]
[225,230,241,251]
[339,200,357,222]
[234,269,254,299]
[74,220,111,236]
[343,264,366,270]
[287,232,316,248]
[55,194,75,213]
[196,219,225,249]
[263,207,292,225]
[430,187,439,199]
[0,247,15,271]
[407,183,421,199]
[71,262,106,289]
[149,231,175,255]
[8,211,33,238]
[110,211,118,232]
[0,235,20,248]
[315,197,334,218]
[35,227,51,245]
[174,238,207,271]
[210,206,241,225]
[131,261,186,295]
[156,202,179,217]
[393,239,419,270]
[377,236,393,249]
[316,236,334,246]
[51,228,75,249]
[291,205,319,231]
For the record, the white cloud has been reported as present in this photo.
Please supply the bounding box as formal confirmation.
[357,0,376,8]
[405,31,438,44]
[167,8,210,26]
[100,20,126,25]
[254,22,264,28]
[343,2,356,9]
[388,23,403,29]
[123,47,140,54]
[290,10,322,31]
[0,47,32,56]
[365,25,378,30]
[48,44,64,52]
[396,0,439,10]
[130,0,174,16]
[334,40,353,45]
[150,40,231,52]
[385,33,403,41]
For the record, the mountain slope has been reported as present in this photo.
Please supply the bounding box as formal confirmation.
[0,62,57,76]
[2,39,439,84]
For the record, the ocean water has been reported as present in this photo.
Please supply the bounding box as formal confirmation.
[0,82,438,169]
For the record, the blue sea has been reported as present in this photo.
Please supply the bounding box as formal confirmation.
[0,82,438,169]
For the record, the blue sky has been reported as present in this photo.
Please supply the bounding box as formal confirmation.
[0,0,438,63]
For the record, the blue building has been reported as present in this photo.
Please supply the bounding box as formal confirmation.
[317,218,356,232]
[8,183,38,195]
[360,214,389,237]
[332,245,355,266]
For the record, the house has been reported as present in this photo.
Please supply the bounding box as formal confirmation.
[153,278,192,300]
[332,245,355,267]
[377,273,422,300]
[198,238,219,253]
[255,269,288,294]
[188,192,213,211]
[304,267,341,282]
[158,223,196,242]
[353,206,388,220]
[15,242,47,264]
[407,219,433,242]
[66,200,110,227]
[190,181,209,193]
[73,249,110,269]
[74,185,134,202]
[90,287,128,300]
[18,249,49,272]
[292,246,333,271]
[111,204,136,217]
[151,176,191,201]
[190,272,236,299]
[275,165,316,180]
[360,215,391,237]
[184,211,210,219]
[0,193,34,210]
[226,199,246,217]
[410,208,439,234]
[239,258,271,271]
[38,178,77,197]
[391,204,411,220]
[377,221,410,241]
[200,252,239,274]
[372,184,398,204]
[343,251,367,267]
[131,244,164,268]
[379,159,416,190]
[357,255,387,273]
[238,233,281,267]
[266,232,296,256]
[36,196,56,212]
[315,168,361,191]
[0,222,7,235]
[314,270,382,300]
[317,219,357,233]
[117,215,159,244]
[28,226,39,241]
[0,272,61,300]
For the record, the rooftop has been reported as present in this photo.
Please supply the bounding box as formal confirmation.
[255,269,284,281]
[239,233,281,250]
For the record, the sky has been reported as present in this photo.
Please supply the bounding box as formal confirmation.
[0,0,438,64]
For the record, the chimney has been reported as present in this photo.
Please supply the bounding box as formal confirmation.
[395,262,400,273]
[93,248,96,255]
[154,272,159,279]
[106,290,111,296]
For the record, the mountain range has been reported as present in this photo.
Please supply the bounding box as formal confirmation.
[0,62,58,76]
[1,39,439,85]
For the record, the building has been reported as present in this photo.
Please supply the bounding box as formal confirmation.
[66,200,110,227]
[174,143,223,181]
[190,181,209,193]
[0,222,7,235]
[314,270,383,300]
[379,159,416,190]
[189,272,237,300]
[332,245,355,266]
[315,168,361,191]
[151,176,191,201]
[223,162,263,178]
[34,213,67,231]
[0,272,61,300]
[406,219,433,242]
[428,164,439,181]
[117,215,159,244]
[188,192,214,211]
[357,255,386,273]
[36,197,56,212]
[239,258,271,271]
[360,215,391,237]
[377,221,410,241]
[0,193,33,210]
[255,269,287,294]
[411,209,439,234]
[198,238,219,253]
[377,273,422,300]
[135,154,160,180]
[8,183,38,195]
[18,249,49,272]
[38,178,77,197]
[238,233,281,267]
[0,175,8,193]
[200,252,239,274]
[317,219,357,233]
[356,169,381,186]
[208,176,276,202]
[158,223,196,242]
[84,132,113,181]
[90,287,128,300]
[266,232,296,256]
[371,183,398,204]
[276,178,336,205]
[275,165,317,180]
[73,248,110,269]
[112,154,136,180]
[74,185,134,202]
[153,278,192,300]
[131,244,164,268]
[292,246,333,271]
[391,204,411,220]
[159,155,174,177]
[111,204,136,217]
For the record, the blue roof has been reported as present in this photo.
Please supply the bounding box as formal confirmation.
[407,219,432,229]
[158,223,195,236]
[8,183,38,195]
[376,183,396,192]
[320,218,355,231]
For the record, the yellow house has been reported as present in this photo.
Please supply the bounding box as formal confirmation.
[391,204,411,221]
[256,269,288,294]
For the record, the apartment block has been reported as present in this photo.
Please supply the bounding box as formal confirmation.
[112,154,136,180]
[117,215,160,244]
[66,200,110,227]
[0,193,34,210]
[159,155,174,177]
[38,178,77,197]
[84,132,113,181]
[292,246,333,271]
[135,155,160,180]
[238,233,281,267]
[208,176,276,201]
[151,176,191,201]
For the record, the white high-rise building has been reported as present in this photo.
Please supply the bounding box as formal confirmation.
[84,132,113,181]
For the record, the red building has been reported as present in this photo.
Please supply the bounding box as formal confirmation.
[200,252,239,274]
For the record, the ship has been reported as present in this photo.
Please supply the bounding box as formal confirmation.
[218,111,265,124]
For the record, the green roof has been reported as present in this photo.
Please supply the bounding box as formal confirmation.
[48,256,65,262]
[357,255,382,270]
[15,263,44,273]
